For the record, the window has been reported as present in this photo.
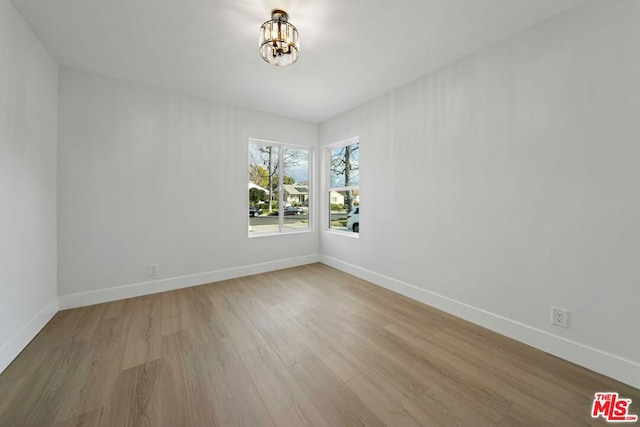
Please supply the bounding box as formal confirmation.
[249,139,311,235]
[328,138,359,233]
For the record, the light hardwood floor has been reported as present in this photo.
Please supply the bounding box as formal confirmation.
[0,263,637,426]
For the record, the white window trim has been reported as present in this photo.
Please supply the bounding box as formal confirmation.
[249,138,313,237]
[326,136,359,236]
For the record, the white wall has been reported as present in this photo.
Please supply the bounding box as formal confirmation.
[320,0,640,388]
[4,0,638,389]
[57,68,319,307]
[0,0,58,372]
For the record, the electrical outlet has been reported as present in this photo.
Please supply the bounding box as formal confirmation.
[148,264,158,277]
[551,306,569,328]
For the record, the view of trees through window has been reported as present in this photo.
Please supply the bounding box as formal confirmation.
[328,138,359,233]
[249,140,310,234]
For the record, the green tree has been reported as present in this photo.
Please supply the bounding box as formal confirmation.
[273,175,295,187]
[249,164,269,188]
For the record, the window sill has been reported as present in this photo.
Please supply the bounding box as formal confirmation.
[324,229,360,239]
[248,228,314,238]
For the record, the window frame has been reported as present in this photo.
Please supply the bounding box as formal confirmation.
[248,138,313,237]
[326,136,360,236]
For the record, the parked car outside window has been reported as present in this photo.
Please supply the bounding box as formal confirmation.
[283,206,303,215]
[346,207,359,232]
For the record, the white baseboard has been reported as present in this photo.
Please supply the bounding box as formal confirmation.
[0,298,58,374]
[58,254,321,310]
[320,255,640,390]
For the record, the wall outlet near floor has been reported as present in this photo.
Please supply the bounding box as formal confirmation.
[148,264,158,277]
[551,306,569,328]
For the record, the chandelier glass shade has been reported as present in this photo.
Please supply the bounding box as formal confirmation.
[259,9,299,66]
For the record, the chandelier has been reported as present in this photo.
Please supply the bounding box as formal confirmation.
[259,9,299,66]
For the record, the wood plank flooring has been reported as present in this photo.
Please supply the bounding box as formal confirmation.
[0,263,638,426]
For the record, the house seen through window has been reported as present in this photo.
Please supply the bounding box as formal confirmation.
[249,140,311,235]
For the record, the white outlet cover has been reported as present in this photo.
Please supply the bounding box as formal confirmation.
[148,264,158,276]
[551,306,569,328]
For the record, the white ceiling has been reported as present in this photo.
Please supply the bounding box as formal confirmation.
[11,0,586,123]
